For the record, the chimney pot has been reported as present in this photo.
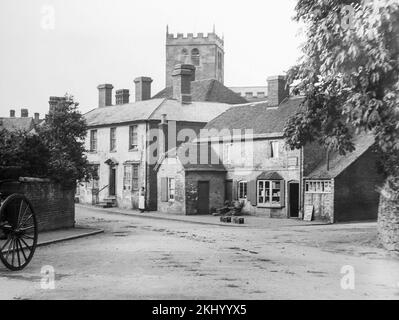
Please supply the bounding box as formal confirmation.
[34,113,40,122]
[116,89,130,105]
[10,110,15,118]
[172,64,195,104]
[267,75,289,107]
[97,84,114,108]
[21,109,29,118]
[134,77,153,102]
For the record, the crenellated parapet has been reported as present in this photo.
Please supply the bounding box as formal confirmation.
[166,32,224,48]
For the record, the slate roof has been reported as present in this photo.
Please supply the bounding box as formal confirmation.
[0,117,35,132]
[203,96,305,136]
[153,79,247,105]
[156,144,226,172]
[84,98,232,127]
[306,133,376,179]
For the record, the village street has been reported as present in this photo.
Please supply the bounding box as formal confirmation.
[0,205,398,300]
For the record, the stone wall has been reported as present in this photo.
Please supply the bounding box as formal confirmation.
[1,178,75,232]
[378,179,399,252]
[185,171,225,215]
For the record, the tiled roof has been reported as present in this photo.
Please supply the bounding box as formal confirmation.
[204,96,305,136]
[306,133,376,179]
[0,117,35,132]
[153,79,247,105]
[84,98,232,127]
[257,171,284,180]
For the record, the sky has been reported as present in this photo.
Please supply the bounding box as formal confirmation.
[0,0,304,117]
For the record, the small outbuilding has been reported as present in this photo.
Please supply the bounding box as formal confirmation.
[304,134,385,223]
[156,148,226,215]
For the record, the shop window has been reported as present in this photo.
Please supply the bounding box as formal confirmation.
[257,180,284,207]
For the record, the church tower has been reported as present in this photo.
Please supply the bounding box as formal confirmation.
[165,27,224,87]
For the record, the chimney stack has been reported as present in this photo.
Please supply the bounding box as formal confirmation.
[10,110,15,118]
[21,109,29,118]
[34,113,40,122]
[49,96,66,112]
[134,77,153,102]
[115,89,130,105]
[172,64,195,104]
[267,75,289,107]
[97,84,114,108]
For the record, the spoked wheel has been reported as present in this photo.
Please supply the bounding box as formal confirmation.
[0,194,38,271]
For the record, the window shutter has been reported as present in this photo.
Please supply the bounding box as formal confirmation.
[161,177,168,202]
[280,180,285,207]
[247,180,257,206]
[232,180,238,201]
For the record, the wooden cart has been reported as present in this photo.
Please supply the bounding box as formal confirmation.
[0,178,38,271]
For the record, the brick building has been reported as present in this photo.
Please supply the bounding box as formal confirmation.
[156,76,385,222]
[78,64,244,211]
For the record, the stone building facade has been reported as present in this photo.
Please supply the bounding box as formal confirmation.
[165,29,224,87]
[156,76,385,223]
[77,64,243,211]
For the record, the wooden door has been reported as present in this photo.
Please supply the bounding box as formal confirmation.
[198,181,210,215]
[109,167,116,196]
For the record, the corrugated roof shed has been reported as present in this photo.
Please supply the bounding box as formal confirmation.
[306,133,376,179]
[204,96,305,135]
[153,79,247,105]
[0,117,35,132]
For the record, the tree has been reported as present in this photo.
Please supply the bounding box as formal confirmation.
[38,95,95,188]
[0,95,95,188]
[285,0,399,247]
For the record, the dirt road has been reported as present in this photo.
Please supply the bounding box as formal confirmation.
[0,206,398,300]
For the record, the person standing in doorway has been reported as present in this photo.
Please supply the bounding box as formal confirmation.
[139,187,146,213]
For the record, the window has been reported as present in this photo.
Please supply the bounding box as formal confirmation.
[258,180,282,206]
[257,92,265,98]
[90,130,97,152]
[238,181,248,199]
[132,164,139,190]
[123,165,132,190]
[223,143,233,164]
[191,48,200,66]
[270,141,279,159]
[168,178,176,201]
[129,125,138,150]
[181,48,189,63]
[305,180,332,194]
[110,127,116,152]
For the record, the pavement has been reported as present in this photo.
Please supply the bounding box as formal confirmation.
[76,204,340,229]
[37,226,104,247]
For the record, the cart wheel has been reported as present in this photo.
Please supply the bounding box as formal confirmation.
[0,194,38,271]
